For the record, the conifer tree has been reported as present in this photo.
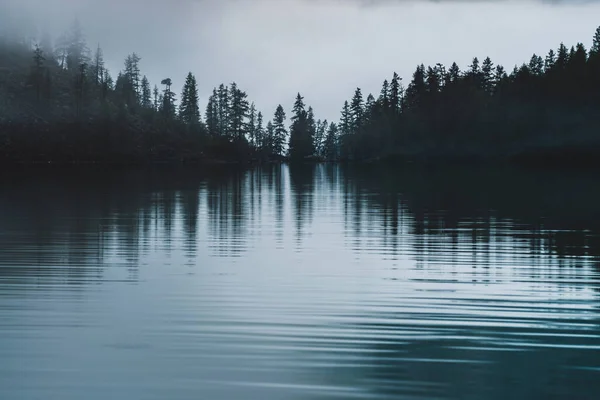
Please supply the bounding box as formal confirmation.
[205,89,219,136]
[323,122,338,161]
[255,111,264,150]
[350,88,364,133]
[229,82,250,141]
[30,44,45,101]
[141,76,152,109]
[92,44,104,86]
[179,72,200,124]
[247,103,257,146]
[446,62,461,85]
[482,57,495,92]
[153,85,160,111]
[545,49,556,71]
[160,78,176,118]
[390,72,402,114]
[272,104,287,156]
[217,84,229,138]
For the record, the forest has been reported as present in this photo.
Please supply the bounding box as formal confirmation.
[1,20,600,164]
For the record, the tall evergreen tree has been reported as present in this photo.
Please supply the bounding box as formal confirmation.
[124,53,142,102]
[64,19,89,72]
[592,26,600,55]
[379,80,390,109]
[390,72,402,114]
[323,122,338,161]
[350,88,364,133]
[30,44,45,101]
[545,49,556,71]
[272,104,287,156]
[446,62,461,85]
[205,89,219,137]
[247,102,257,146]
[179,72,200,124]
[91,44,104,86]
[153,85,160,111]
[140,76,152,109]
[229,82,250,141]
[160,78,176,118]
[255,111,264,150]
[482,57,495,93]
[217,84,229,138]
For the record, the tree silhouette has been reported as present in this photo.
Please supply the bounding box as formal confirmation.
[179,72,200,124]
[272,104,287,157]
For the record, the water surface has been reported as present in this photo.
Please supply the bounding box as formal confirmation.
[1,165,600,399]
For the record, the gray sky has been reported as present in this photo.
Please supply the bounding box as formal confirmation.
[2,0,600,121]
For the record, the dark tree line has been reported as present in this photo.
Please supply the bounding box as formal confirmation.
[335,27,600,162]
[1,21,600,164]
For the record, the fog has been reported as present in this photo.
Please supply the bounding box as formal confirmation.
[2,0,600,120]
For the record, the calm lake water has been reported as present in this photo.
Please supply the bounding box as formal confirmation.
[1,164,600,400]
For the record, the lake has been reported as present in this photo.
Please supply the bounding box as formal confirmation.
[1,164,600,400]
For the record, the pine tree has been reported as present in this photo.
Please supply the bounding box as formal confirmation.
[323,122,338,161]
[265,121,275,154]
[153,85,160,111]
[272,104,287,156]
[179,72,200,124]
[426,66,440,93]
[288,93,308,160]
[64,19,89,72]
[160,78,176,118]
[350,88,364,133]
[529,54,544,76]
[247,103,257,146]
[556,43,569,70]
[92,44,104,86]
[379,79,390,109]
[446,62,461,85]
[141,76,152,109]
[482,57,494,92]
[390,72,402,114]
[30,44,45,101]
[205,89,219,137]
[592,26,600,55]
[340,100,351,137]
[217,84,229,138]
[545,49,556,71]
[306,106,316,156]
[229,82,250,141]
[314,119,327,157]
[124,53,142,102]
[405,64,426,109]
[255,111,264,150]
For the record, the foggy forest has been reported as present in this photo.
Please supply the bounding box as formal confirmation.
[1,19,600,164]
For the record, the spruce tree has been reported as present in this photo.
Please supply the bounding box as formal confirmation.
[323,122,338,161]
[217,84,229,138]
[350,88,364,133]
[160,78,176,118]
[255,111,264,150]
[390,72,402,114]
[229,82,250,142]
[247,103,257,146]
[92,44,104,86]
[272,104,287,156]
[482,57,494,92]
[31,44,45,101]
[141,76,152,109]
[205,89,219,136]
[179,72,200,124]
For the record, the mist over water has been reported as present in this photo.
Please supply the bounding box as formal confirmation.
[1,165,599,400]
[3,0,600,120]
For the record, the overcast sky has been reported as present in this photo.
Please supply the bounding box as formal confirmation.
[2,0,600,121]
